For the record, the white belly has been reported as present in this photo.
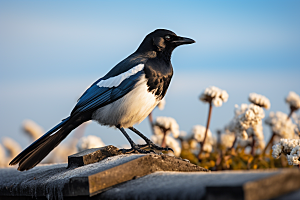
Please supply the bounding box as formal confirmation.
[92,76,159,128]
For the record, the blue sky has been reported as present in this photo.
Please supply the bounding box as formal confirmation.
[0,1,300,148]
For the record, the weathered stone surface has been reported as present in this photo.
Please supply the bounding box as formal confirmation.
[1,146,299,200]
[88,154,208,196]
[273,189,300,200]
[98,169,300,200]
[0,146,207,199]
[205,168,300,200]
[243,168,300,200]
[0,154,144,199]
[67,145,121,168]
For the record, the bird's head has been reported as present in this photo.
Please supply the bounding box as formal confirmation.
[136,29,195,54]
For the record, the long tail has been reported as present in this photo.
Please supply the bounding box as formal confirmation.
[10,116,87,171]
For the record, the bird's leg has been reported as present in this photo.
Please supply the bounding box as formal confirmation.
[129,127,174,153]
[117,125,150,154]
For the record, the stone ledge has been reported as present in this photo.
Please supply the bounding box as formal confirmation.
[0,146,207,199]
[98,169,300,200]
[2,145,299,200]
[206,168,300,200]
[67,145,121,168]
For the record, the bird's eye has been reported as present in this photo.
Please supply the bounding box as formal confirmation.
[165,35,171,41]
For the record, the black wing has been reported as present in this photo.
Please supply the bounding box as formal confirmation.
[71,70,144,116]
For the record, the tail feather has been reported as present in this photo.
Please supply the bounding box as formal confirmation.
[9,117,70,166]
[17,129,69,171]
[9,116,88,171]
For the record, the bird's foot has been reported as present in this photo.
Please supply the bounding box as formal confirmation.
[119,144,154,154]
[137,142,174,153]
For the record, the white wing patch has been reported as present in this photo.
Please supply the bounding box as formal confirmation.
[97,64,144,88]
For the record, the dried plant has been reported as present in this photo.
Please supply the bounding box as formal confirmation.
[248,93,271,110]
[2,137,22,160]
[152,117,181,157]
[285,91,300,118]
[77,135,105,152]
[220,130,236,149]
[264,111,298,155]
[198,86,228,159]
[151,134,181,157]
[148,98,166,135]
[265,111,297,139]
[22,119,44,141]
[153,116,180,147]
[226,104,265,155]
[190,125,214,153]
[0,144,7,168]
[272,139,300,166]
[293,114,300,136]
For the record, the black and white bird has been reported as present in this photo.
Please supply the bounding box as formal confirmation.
[10,29,195,171]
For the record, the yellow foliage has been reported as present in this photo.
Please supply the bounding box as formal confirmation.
[180,145,296,171]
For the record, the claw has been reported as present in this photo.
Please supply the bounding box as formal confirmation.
[119,145,151,154]
[136,144,148,150]
[119,148,134,154]
[137,142,174,153]
[128,127,173,155]
[119,142,174,155]
[167,147,174,153]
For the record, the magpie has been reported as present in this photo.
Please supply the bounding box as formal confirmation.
[10,29,195,171]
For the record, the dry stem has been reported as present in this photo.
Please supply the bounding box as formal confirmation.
[148,112,155,135]
[287,106,296,119]
[263,132,276,155]
[198,101,213,160]
[251,137,256,156]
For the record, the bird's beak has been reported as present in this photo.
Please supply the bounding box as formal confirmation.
[171,36,195,46]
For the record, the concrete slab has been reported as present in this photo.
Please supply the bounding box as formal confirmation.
[67,145,121,168]
[272,190,300,200]
[97,169,300,200]
[0,154,144,199]
[1,146,299,200]
[0,151,207,199]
